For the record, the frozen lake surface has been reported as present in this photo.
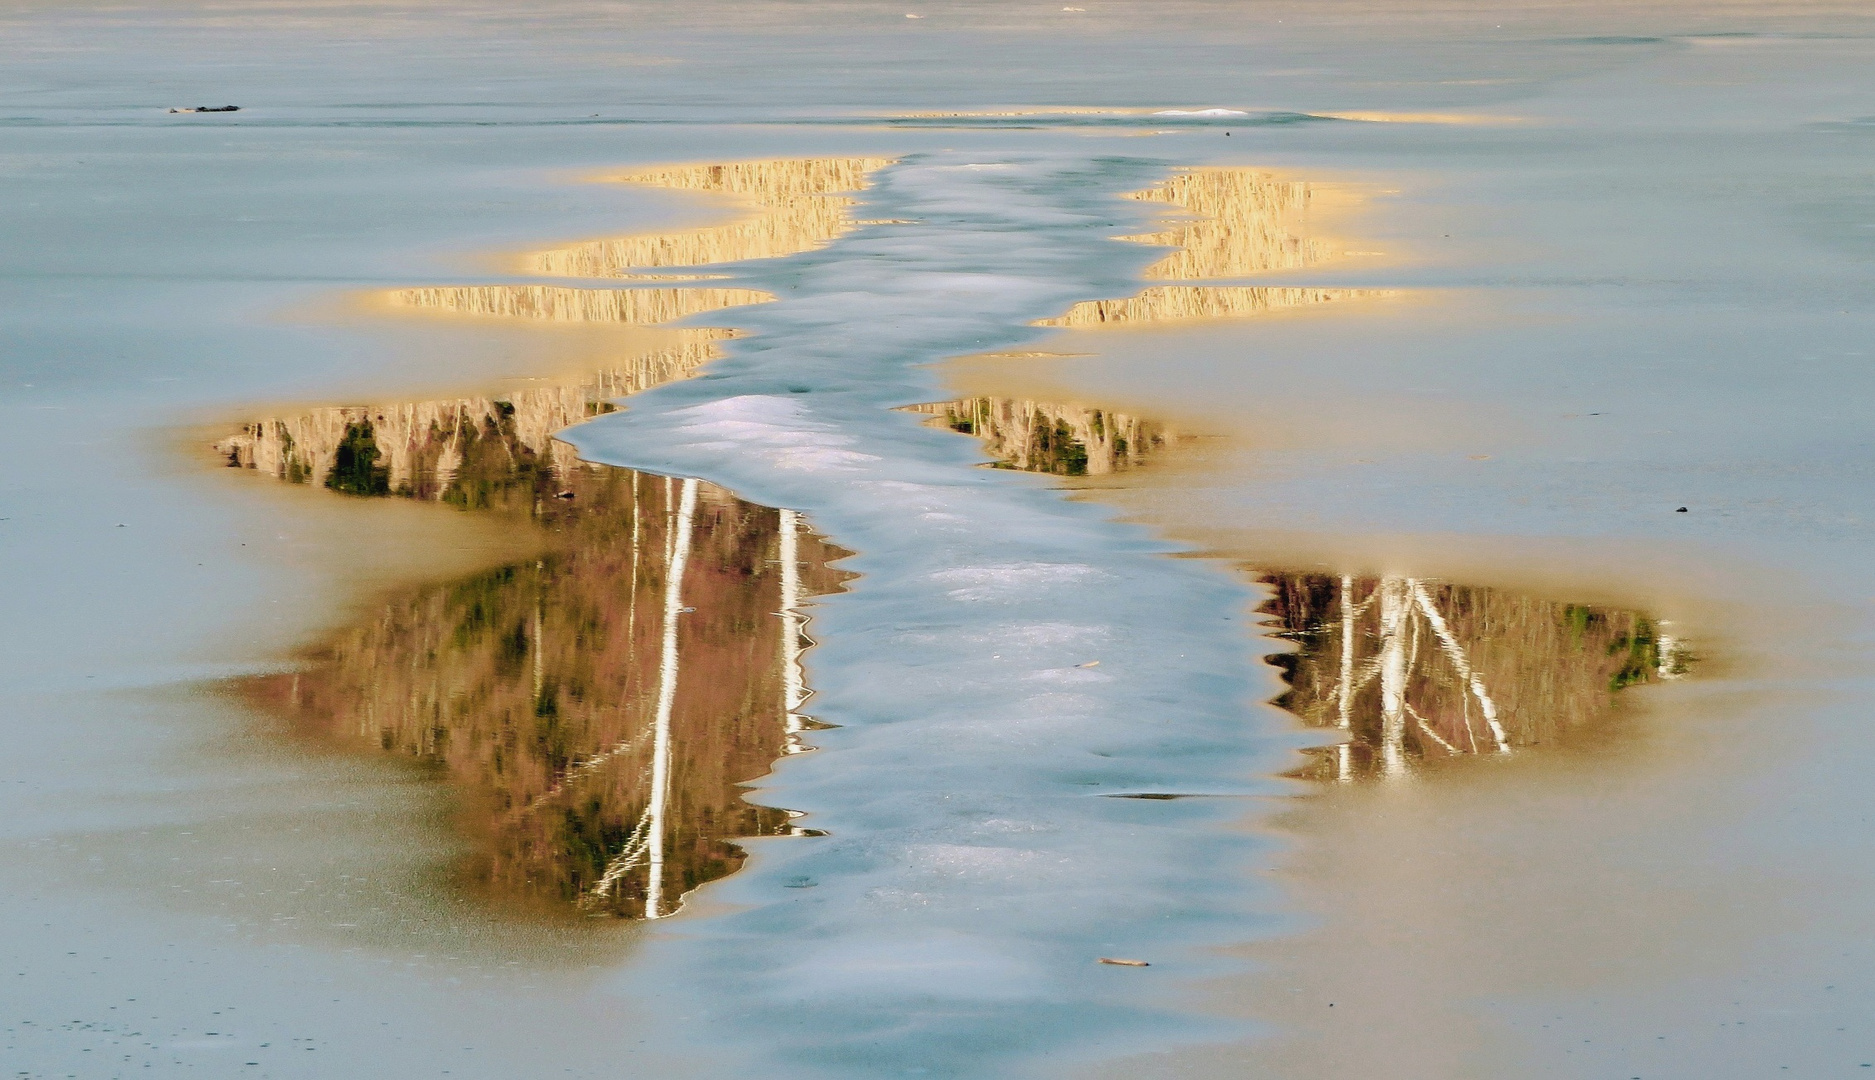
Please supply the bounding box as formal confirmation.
[4,2,1874,1077]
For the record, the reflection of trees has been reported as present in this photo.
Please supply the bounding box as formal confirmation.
[215,334,724,499]
[1036,285,1369,327]
[386,285,773,323]
[908,397,1177,476]
[228,391,847,919]
[1260,573,1688,781]
[526,158,896,278]
[224,155,904,917]
[922,389,1692,787]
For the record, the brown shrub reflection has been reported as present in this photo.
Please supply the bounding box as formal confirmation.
[228,396,848,918]
[1259,573,1688,780]
[909,396,1180,476]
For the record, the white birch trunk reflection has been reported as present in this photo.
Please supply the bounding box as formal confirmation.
[646,477,699,919]
[1259,571,1688,781]
[779,508,807,747]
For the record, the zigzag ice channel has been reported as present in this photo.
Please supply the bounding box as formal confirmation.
[563,153,1298,1079]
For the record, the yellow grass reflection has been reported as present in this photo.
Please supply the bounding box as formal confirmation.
[1122,168,1331,279]
[1036,286,1374,327]
[385,285,773,325]
[1316,111,1522,125]
[527,158,895,278]
[921,392,1692,786]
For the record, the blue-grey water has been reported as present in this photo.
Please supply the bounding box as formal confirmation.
[4,3,1875,1078]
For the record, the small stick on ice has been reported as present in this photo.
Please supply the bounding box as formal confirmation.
[1098,957,1149,967]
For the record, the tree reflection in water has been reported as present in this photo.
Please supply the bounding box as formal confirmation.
[217,157,902,920]
[907,396,1179,476]
[1260,574,1688,781]
[921,392,1693,782]
[227,398,849,919]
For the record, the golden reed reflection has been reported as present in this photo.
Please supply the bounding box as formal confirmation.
[908,396,1180,476]
[1035,165,1383,327]
[385,285,773,324]
[525,158,895,278]
[222,363,848,920]
[1036,285,1373,327]
[1261,573,1688,781]
[1122,168,1329,280]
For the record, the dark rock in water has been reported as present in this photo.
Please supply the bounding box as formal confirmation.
[169,105,241,113]
[1676,506,1688,512]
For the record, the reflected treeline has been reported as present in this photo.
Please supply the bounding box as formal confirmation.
[215,333,726,498]
[1123,168,1328,279]
[1260,573,1689,780]
[377,160,888,345]
[243,156,897,918]
[1037,285,1374,328]
[908,396,1178,476]
[386,285,774,325]
[225,380,848,919]
[526,158,896,278]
